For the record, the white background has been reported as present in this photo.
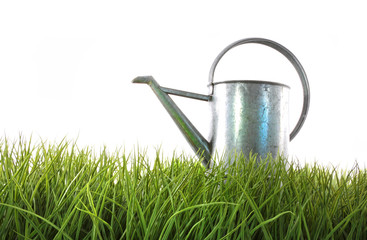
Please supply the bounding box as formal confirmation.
[1,0,366,169]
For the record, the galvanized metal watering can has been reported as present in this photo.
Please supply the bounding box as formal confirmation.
[133,38,310,168]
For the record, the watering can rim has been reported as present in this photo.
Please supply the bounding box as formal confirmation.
[211,80,290,89]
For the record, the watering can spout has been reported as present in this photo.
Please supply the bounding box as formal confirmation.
[132,76,212,168]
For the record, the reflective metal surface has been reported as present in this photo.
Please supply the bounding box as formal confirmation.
[209,81,290,167]
[209,38,310,141]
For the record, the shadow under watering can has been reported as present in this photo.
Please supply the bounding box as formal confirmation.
[133,38,310,169]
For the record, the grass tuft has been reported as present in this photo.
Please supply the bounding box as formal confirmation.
[1,137,367,239]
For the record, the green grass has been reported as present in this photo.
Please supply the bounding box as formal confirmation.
[1,137,367,239]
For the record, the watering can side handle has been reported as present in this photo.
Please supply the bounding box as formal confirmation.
[160,87,212,101]
[208,38,310,141]
[133,77,211,101]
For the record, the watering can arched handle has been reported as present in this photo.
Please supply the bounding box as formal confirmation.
[208,38,310,141]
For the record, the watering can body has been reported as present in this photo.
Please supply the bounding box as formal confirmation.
[210,80,290,167]
[133,38,310,168]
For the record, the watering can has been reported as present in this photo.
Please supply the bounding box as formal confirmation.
[133,38,310,168]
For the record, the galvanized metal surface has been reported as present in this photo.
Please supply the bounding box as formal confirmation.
[209,81,290,167]
[209,38,310,141]
[132,38,310,168]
